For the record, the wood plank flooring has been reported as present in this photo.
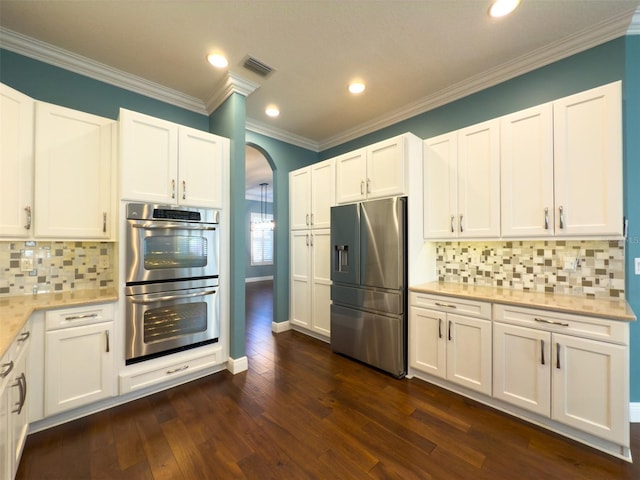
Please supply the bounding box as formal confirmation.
[16,280,640,479]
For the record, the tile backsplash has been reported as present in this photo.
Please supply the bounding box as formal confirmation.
[436,240,625,299]
[0,241,115,297]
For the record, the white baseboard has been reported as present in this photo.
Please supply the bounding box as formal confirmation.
[272,320,291,333]
[630,402,640,423]
[245,276,274,283]
[227,356,248,374]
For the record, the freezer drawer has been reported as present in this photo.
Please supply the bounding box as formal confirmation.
[331,284,403,315]
[330,304,406,377]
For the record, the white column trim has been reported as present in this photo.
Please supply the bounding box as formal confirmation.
[227,356,248,374]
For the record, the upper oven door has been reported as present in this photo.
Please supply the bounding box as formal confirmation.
[126,219,219,284]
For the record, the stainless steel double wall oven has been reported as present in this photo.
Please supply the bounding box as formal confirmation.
[124,203,220,364]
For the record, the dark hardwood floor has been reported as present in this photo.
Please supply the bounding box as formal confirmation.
[17,280,640,479]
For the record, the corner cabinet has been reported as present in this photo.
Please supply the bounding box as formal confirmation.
[335,134,416,205]
[119,108,227,208]
[44,304,115,417]
[0,83,34,238]
[423,120,500,239]
[35,102,116,239]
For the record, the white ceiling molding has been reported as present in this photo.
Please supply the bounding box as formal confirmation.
[0,27,208,115]
[319,8,635,151]
[246,118,320,152]
[205,71,261,114]
[627,7,640,34]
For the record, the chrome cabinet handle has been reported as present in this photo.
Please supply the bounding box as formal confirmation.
[12,373,27,415]
[171,179,176,199]
[438,318,443,339]
[18,331,30,343]
[366,178,371,194]
[541,339,545,365]
[182,180,186,200]
[556,343,561,369]
[459,214,464,233]
[450,215,455,233]
[166,365,189,375]
[310,213,314,226]
[103,212,107,233]
[448,321,452,341]
[306,234,309,246]
[559,205,564,229]
[131,289,217,304]
[24,206,32,230]
[65,313,99,321]
[534,317,569,327]
[544,207,549,230]
[0,361,14,378]
[306,214,310,226]
[105,330,110,353]
[360,181,365,195]
[310,234,314,247]
[435,302,457,309]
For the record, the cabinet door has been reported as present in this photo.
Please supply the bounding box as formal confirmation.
[310,229,332,336]
[366,136,405,200]
[120,108,179,203]
[310,160,335,229]
[552,333,628,445]
[553,82,622,236]
[289,230,311,329]
[500,104,554,238]
[178,126,225,208]
[0,375,8,480]
[290,167,311,230]
[45,322,114,416]
[457,120,500,238]
[0,84,34,238]
[493,323,551,416]
[409,307,447,379]
[423,132,458,239]
[335,149,367,204]
[446,314,492,395]
[8,349,28,479]
[35,102,114,238]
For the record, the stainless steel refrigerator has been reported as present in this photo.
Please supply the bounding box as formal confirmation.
[330,196,407,377]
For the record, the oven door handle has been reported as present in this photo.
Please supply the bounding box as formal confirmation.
[131,223,217,231]
[130,289,217,304]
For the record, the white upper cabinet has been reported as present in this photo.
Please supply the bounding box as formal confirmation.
[335,134,412,204]
[553,82,622,236]
[290,159,335,230]
[120,108,227,208]
[500,103,555,238]
[0,83,34,238]
[35,102,115,239]
[423,120,500,239]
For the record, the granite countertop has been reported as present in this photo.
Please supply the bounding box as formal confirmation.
[0,288,118,359]
[410,282,636,322]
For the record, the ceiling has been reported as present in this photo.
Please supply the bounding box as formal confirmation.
[1,1,638,198]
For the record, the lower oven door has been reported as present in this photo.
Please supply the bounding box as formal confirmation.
[125,283,219,363]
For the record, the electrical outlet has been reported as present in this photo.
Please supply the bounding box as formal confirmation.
[635,258,640,275]
[20,250,35,272]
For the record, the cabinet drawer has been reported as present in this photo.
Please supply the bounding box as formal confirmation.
[409,292,491,319]
[119,350,221,394]
[493,304,628,345]
[45,303,114,330]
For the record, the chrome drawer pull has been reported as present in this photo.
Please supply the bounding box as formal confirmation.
[534,317,569,327]
[18,331,30,342]
[0,361,14,378]
[166,365,189,375]
[435,302,457,309]
[65,313,99,321]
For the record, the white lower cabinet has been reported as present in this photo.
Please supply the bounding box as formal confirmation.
[409,293,492,396]
[290,229,332,338]
[44,304,115,416]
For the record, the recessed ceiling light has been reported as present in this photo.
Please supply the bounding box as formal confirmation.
[207,53,228,68]
[349,82,366,94]
[488,0,521,18]
[265,105,280,117]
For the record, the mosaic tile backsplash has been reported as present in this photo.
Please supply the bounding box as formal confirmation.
[0,241,115,297]
[436,240,625,299]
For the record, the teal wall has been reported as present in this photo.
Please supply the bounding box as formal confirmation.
[245,131,318,326]
[624,35,640,402]
[245,199,274,279]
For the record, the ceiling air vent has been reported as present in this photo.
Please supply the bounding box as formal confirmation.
[242,55,275,78]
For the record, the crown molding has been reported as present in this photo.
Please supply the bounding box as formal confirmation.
[246,119,320,152]
[627,7,640,35]
[0,27,209,115]
[205,71,261,114]
[319,8,636,151]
